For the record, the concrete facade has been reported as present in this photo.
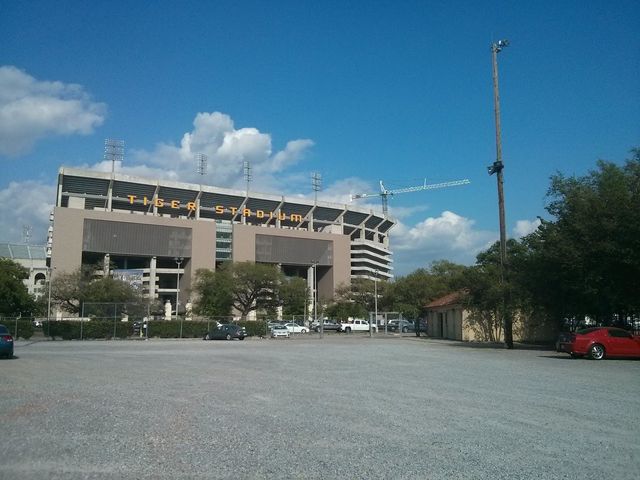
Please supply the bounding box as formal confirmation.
[0,243,49,298]
[48,168,393,312]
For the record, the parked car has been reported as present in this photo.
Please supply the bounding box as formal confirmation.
[270,325,290,338]
[313,320,341,332]
[387,320,415,333]
[203,324,247,341]
[339,319,377,333]
[283,322,308,334]
[556,327,640,360]
[0,324,14,358]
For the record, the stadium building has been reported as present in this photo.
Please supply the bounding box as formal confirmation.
[0,243,48,299]
[49,168,395,313]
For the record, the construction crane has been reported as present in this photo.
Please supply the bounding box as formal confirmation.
[350,178,471,215]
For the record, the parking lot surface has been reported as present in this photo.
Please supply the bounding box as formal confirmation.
[2,336,639,479]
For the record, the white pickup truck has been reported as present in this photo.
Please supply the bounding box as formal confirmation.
[339,319,377,333]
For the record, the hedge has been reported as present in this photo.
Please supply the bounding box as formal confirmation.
[1,319,35,340]
[43,319,269,340]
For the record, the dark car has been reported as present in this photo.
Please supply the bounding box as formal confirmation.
[387,320,415,333]
[0,324,14,358]
[313,320,341,332]
[556,327,640,360]
[203,324,247,341]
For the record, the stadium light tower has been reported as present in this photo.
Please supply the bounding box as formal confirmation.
[104,139,125,173]
[488,38,513,349]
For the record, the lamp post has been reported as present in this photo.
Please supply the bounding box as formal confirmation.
[488,39,513,349]
[174,257,183,322]
[312,261,321,339]
[46,266,54,337]
[371,270,378,338]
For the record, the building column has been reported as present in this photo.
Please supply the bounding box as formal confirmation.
[103,254,110,277]
[149,256,157,300]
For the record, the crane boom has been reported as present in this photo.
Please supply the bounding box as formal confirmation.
[351,178,470,215]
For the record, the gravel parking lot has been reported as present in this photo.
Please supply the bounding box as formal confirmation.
[2,335,639,479]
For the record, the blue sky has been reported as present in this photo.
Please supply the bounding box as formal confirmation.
[1,0,638,275]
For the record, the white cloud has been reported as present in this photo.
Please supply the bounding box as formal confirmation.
[0,181,55,243]
[513,218,541,238]
[106,111,314,192]
[390,211,496,275]
[0,66,106,156]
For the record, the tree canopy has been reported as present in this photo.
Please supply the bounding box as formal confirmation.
[51,267,143,316]
[194,262,289,319]
[520,151,640,323]
[0,258,36,317]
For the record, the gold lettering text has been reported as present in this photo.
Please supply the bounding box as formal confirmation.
[243,208,251,217]
[187,202,196,211]
[171,200,180,209]
[230,207,238,215]
[155,198,164,208]
[278,211,286,221]
[127,195,137,204]
[215,205,224,214]
[291,214,302,223]
[257,210,264,218]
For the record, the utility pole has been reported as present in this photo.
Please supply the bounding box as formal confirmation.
[488,39,513,349]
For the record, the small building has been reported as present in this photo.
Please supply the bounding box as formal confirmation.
[425,291,556,343]
[425,292,471,341]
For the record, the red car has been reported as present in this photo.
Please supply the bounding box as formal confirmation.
[557,327,640,360]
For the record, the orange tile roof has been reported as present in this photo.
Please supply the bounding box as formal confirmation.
[425,291,466,308]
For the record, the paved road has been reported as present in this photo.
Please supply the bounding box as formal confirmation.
[1,336,639,479]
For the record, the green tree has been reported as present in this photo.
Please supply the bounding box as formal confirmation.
[279,276,309,316]
[51,267,142,316]
[522,150,640,324]
[193,268,233,317]
[324,278,380,320]
[458,240,528,341]
[0,258,36,317]
[195,262,283,319]
[384,260,466,318]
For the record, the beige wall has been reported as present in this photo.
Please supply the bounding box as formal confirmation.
[427,304,557,343]
[50,207,216,294]
[232,224,351,298]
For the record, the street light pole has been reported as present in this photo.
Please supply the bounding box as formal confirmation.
[371,270,378,338]
[488,39,513,349]
[47,266,53,337]
[312,262,321,339]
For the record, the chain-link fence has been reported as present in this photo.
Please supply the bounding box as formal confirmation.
[0,313,314,340]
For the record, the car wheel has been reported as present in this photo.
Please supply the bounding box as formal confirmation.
[345,327,351,333]
[226,334,232,341]
[402,327,408,333]
[205,333,211,340]
[588,344,605,360]
[315,327,320,333]
[301,329,307,334]
[239,336,245,341]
